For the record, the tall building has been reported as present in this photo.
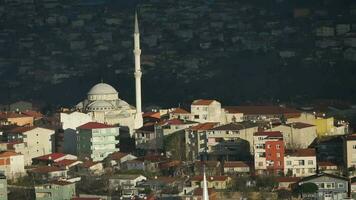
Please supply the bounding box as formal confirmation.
[76,122,120,161]
[253,131,284,175]
[75,13,143,135]
[5,126,54,165]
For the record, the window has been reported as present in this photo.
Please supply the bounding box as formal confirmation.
[353,145,356,149]
[267,144,271,149]
[296,169,300,173]
[277,153,280,158]
[308,168,314,173]
[276,144,280,149]
[277,161,281,166]
[194,115,199,119]
[308,160,313,165]
[298,160,305,166]
[325,183,335,189]
[258,162,263,166]
[286,161,292,166]
[338,183,344,188]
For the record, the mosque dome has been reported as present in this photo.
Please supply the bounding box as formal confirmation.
[87,83,119,101]
[88,83,118,95]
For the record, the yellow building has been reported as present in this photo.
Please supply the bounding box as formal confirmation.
[315,117,334,137]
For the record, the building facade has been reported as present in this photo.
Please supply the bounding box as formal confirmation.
[254,131,284,175]
[77,122,119,161]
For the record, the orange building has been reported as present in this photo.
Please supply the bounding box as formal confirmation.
[0,112,34,126]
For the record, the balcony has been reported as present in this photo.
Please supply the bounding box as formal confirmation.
[91,140,118,145]
[92,132,119,137]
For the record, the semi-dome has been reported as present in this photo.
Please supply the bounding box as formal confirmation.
[88,83,118,95]
[86,100,115,111]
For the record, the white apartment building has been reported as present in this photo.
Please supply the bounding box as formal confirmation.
[0,151,25,180]
[284,148,316,177]
[6,126,55,165]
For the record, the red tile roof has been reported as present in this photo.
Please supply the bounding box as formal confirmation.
[190,122,218,131]
[108,152,128,161]
[275,177,301,183]
[170,108,190,114]
[33,153,67,161]
[286,148,316,157]
[0,112,29,119]
[78,122,114,130]
[346,134,356,140]
[224,161,249,168]
[50,180,74,186]
[192,99,215,106]
[159,160,181,169]
[22,110,43,119]
[81,160,101,168]
[143,112,160,119]
[194,160,220,167]
[7,126,36,134]
[54,159,81,167]
[318,161,338,167]
[31,166,65,173]
[223,106,301,118]
[191,176,229,182]
[0,151,20,158]
[254,131,283,138]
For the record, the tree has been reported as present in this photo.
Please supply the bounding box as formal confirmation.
[293,182,318,199]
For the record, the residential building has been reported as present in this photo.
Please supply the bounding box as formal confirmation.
[0,112,33,126]
[223,106,301,122]
[318,162,340,175]
[310,135,344,165]
[345,134,356,169]
[0,151,25,180]
[190,176,231,190]
[275,177,300,190]
[194,161,221,176]
[77,161,104,175]
[272,122,317,149]
[30,166,68,182]
[253,131,284,175]
[168,108,191,120]
[284,148,316,177]
[60,111,92,155]
[135,122,163,152]
[206,122,259,155]
[35,180,76,200]
[223,161,250,175]
[296,173,349,200]
[32,153,77,165]
[104,152,137,170]
[76,122,119,161]
[5,126,55,165]
[109,174,146,195]
[185,123,219,161]
[190,100,224,123]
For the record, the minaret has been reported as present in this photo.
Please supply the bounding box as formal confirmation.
[202,165,209,200]
[133,12,143,129]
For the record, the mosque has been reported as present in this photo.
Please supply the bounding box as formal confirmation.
[75,13,143,133]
